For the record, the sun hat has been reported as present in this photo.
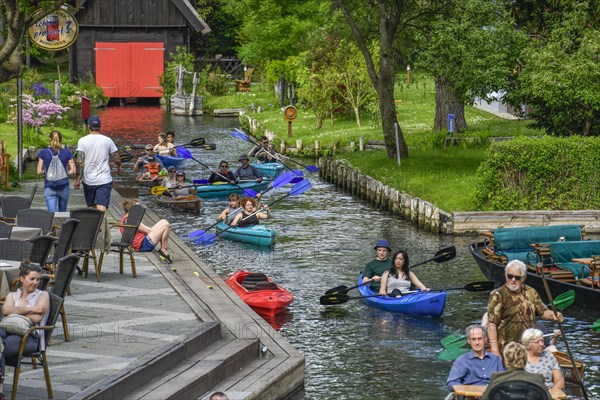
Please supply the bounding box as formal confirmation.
[168,166,176,171]
[373,239,392,251]
[87,115,101,130]
[238,154,249,161]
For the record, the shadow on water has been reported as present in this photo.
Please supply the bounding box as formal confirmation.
[98,105,599,400]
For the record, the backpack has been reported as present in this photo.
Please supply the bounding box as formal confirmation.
[46,148,69,189]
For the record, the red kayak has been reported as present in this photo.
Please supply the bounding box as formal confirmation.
[226,270,294,317]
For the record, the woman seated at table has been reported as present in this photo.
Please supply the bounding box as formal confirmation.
[120,200,173,263]
[231,197,269,228]
[482,341,551,400]
[521,328,565,390]
[379,250,429,297]
[0,261,50,399]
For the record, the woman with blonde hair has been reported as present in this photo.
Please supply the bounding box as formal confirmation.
[521,328,565,390]
[37,130,76,211]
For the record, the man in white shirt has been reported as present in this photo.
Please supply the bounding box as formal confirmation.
[74,115,121,211]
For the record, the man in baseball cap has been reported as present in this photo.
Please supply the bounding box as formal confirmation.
[87,115,101,130]
[362,239,394,292]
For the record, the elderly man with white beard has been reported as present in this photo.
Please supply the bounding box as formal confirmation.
[486,260,563,358]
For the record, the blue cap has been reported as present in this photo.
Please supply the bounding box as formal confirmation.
[88,115,101,130]
[374,239,392,251]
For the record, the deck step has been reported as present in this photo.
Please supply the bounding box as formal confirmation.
[126,338,259,400]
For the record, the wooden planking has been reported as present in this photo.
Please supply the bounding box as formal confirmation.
[77,0,186,26]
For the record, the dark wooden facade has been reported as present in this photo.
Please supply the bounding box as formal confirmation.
[69,0,210,92]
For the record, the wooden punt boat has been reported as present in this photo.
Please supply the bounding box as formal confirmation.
[136,176,163,188]
[156,195,202,213]
[251,161,286,178]
[357,275,447,318]
[195,180,270,199]
[155,154,186,168]
[469,241,600,310]
[226,270,293,317]
[552,351,586,386]
[215,221,275,246]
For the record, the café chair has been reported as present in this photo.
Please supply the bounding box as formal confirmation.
[0,196,31,223]
[45,218,79,273]
[70,208,105,281]
[29,235,56,270]
[486,380,551,400]
[44,254,80,342]
[5,293,63,400]
[101,203,146,279]
[16,208,55,234]
[0,238,34,262]
[0,220,13,238]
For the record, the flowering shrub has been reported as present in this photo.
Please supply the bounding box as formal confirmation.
[32,82,53,99]
[9,94,70,130]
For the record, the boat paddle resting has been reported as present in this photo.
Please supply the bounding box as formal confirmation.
[251,161,286,178]
[156,195,202,213]
[357,275,447,317]
[215,221,275,246]
[155,154,186,168]
[226,270,293,317]
[195,181,270,199]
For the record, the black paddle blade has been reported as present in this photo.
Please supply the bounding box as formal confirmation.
[188,137,206,146]
[119,153,135,163]
[325,286,349,295]
[464,281,495,292]
[434,246,456,263]
[320,294,350,305]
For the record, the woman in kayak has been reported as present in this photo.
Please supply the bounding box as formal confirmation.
[231,197,269,227]
[217,193,242,225]
[154,132,175,156]
[379,249,429,297]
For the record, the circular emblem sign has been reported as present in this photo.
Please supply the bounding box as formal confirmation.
[27,9,78,51]
[284,105,297,122]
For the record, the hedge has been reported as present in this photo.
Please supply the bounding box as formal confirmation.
[473,136,600,210]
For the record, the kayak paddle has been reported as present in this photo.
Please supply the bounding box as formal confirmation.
[547,290,575,310]
[150,184,198,196]
[438,346,470,361]
[323,246,457,296]
[320,281,492,305]
[188,170,301,239]
[196,179,312,244]
[231,128,319,172]
[177,146,259,197]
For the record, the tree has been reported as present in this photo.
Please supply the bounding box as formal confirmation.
[417,0,526,132]
[0,1,68,83]
[334,0,447,159]
[192,0,240,57]
[505,0,600,136]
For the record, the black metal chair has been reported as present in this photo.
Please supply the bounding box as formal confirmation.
[0,196,31,223]
[103,204,146,279]
[0,238,34,262]
[45,218,79,272]
[29,235,56,269]
[70,208,105,281]
[5,292,64,400]
[29,182,39,204]
[46,254,80,342]
[0,220,13,238]
[16,208,55,234]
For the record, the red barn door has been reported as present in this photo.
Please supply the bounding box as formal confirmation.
[95,42,164,98]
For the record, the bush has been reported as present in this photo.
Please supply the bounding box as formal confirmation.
[473,136,600,210]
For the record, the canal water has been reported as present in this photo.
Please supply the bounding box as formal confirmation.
[98,106,599,399]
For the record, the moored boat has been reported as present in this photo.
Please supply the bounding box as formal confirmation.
[195,180,270,198]
[552,350,586,386]
[155,154,186,168]
[226,270,293,316]
[469,241,600,310]
[156,195,202,213]
[215,221,275,246]
[357,275,447,317]
[251,161,286,178]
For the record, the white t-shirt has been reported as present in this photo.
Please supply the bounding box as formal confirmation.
[76,133,118,186]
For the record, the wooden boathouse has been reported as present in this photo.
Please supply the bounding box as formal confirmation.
[69,0,210,99]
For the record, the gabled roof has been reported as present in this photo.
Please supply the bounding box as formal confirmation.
[77,0,211,34]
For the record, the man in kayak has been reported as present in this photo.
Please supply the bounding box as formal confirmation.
[446,324,504,394]
[234,154,263,182]
[134,144,165,173]
[361,239,393,292]
[248,135,269,163]
[486,260,563,358]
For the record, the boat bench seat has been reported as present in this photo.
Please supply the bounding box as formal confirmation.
[534,240,600,279]
[490,225,583,264]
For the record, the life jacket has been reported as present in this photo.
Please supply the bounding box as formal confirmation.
[145,163,160,177]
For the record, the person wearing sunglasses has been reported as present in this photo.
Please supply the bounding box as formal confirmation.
[260,144,289,163]
[134,144,165,174]
[486,260,563,359]
[247,135,270,163]
[171,171,197,198]
[208,161,236,183]
[162,166,178,189]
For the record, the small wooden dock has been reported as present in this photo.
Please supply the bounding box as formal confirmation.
[213,108,244,117]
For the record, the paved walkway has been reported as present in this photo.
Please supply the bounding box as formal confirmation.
[5,183,204,399]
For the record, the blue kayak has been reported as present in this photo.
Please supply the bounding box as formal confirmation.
[156,154,186,168]
[195,181,270,199]
[251,161,286,178]
[215,221,275,246]
[357,275,447,318]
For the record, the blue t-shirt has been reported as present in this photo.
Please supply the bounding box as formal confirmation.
[38,147,73,189]
[446,350,504,391]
